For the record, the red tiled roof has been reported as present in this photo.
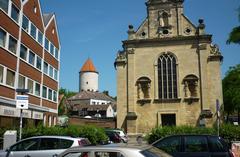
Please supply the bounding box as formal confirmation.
[80,58,97,73]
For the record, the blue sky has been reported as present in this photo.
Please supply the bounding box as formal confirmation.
[41,0,240,97]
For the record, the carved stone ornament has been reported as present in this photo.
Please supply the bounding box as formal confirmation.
[116,50,126,60]
[127,48,135,54]
[210,44,221,55]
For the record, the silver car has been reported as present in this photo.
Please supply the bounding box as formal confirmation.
[58,146,172,157]
[0,136,90,157]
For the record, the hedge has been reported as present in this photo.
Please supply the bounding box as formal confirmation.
[146,124,240,144]
[21,125,107,145]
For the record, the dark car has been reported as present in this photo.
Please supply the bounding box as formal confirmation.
[105,130,122,143]
[152,135,234,157]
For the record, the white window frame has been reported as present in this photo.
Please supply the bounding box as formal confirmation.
[18,74,26,89]
[6,68,15,88]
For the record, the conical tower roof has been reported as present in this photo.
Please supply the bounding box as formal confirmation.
[80,58,98,73]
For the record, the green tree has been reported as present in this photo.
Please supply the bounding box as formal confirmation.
[223,64,240,123]
[58,88,76,115]
[227,7,240,44]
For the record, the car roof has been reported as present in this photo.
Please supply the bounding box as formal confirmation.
[22,136,87,141]
[65,145,146,152]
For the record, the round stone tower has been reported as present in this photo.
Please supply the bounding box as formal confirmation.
[79,58,99,92]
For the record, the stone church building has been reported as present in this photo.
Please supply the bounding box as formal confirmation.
[115,0,223,134]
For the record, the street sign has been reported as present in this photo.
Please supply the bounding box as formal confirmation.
[16,95,29,109]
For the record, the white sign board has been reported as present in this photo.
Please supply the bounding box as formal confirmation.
[16,95,29,109]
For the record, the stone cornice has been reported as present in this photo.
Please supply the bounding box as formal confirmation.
[122,35,212,48]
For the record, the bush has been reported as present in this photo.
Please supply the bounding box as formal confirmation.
[146,125,216,144]
[22,125,107,145]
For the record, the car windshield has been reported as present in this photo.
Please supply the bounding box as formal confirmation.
[141,147,171,157]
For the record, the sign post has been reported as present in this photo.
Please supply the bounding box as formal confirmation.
[16,94,29,140]
[216,99,220,136]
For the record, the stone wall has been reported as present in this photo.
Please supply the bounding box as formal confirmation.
[69,116,116,128]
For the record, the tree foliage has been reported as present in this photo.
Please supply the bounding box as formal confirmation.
[58,88,77,115]
[223,64,240,122]
[227,7,240,45]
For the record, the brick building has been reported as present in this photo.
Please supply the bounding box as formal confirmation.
[0,0,60,127]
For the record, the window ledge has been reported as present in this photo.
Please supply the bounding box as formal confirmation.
[184,97,199,103]
[137,99,151,104]
[154,98,181,103]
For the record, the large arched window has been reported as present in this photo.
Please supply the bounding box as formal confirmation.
[158,53,178,99]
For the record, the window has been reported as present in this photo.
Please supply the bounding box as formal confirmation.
[35,82,40,96]
[185,136,208,152]
[28,51,35,66]
[0,65,3,83]
[55,48,59,59]
[161,114,176,127]
[22,15,29,32]
[6,69,15,87]
[63,152,89,157]
[43,62,48,74]
[36,56,41,70]
[95,152,124,157]
[59,139,74,149]
[10,138,40,151]
[49,66,53,77]
[42,86,47,98]
[20,44,27,60]
[50,43,54,55]
[48,89,52,100]
[39,138,60,150]
[53,91,57,102]
[54,69,58,80]
[27,79,33,94]
[8,36,17,54]
[0,0,9,13]
[0,28,6,47]
[209,137,228,152]
[11,4,19,23]
[30,23,36,39]
[18,75,25,89]
[38,31,43,45]
[153,136,181,154]
[45,38,49,50]
[158,53,178,99]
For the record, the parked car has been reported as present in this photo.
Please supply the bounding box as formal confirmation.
[105,129,128,143]
[152,135,234,157]
[0,136,91,157]
[105,130,122,143]
[58,145,172,157]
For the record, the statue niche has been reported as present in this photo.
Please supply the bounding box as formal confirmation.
[136,77,151,100]
[183,75,198,98]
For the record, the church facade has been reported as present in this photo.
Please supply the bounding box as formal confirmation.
[115,0,223,134]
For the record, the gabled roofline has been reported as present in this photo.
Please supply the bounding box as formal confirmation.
[23,0,45,33]
[182,14,197,29]
[44,14,61,49]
